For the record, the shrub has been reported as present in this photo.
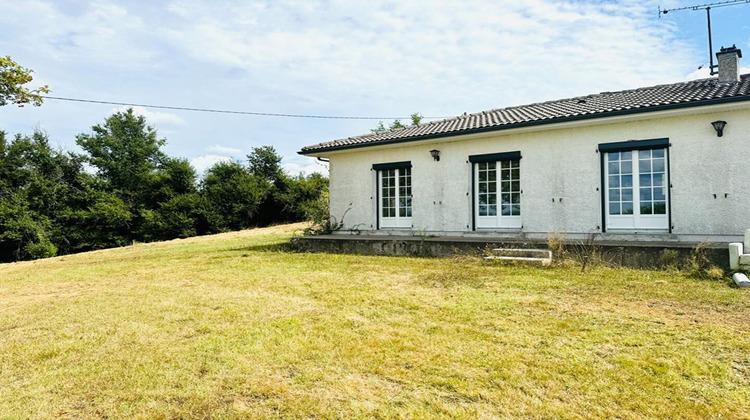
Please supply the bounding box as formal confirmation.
[705,266,725,280]
[658,249,681,270]
[25,239,57,260]
[688,243,723,280]
[303,194,348,236]
[568,233,602,272]
[546,232,567,263]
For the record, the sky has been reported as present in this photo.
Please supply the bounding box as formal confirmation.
[1,0,749,176]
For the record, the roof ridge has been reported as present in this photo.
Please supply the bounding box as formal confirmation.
[472,75,731,116]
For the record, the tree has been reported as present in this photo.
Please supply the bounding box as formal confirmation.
[57,190,133,252]
[75,109,208,243]
[247,145,283,183]
[76,109,167,207]
[0,130,83,260]
[389,119,405,130]
[281,172,329,221]
[0,56,50,107]
[371,121,387,134]
[201,161,269,231]
[149,157,198,204]
[0,116,328,260]
[138,193,204,241]
[371,112,422,133]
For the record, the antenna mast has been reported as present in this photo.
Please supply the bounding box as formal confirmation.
[659,0,750,75]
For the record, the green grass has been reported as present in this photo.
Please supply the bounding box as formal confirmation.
[1,224,749,419]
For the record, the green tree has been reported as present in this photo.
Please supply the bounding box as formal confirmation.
[245,145,331,226]
[0,193,55,260]
[76,109,167,206]
[149,157,198,204]
[55,189,133,253]
[0,56,50,107]
[247,145,283,183]
[247,146,286,225]
[277,172,329,222]
[371,121,387,134]
[75,109,205,244]
[139,193,205,241]
[0,131,82,260]
[371,112,422,133]
[201,161,269,231]
[0,119,327,260]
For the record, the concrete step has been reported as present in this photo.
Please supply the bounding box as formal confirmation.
[484,248,552,265]
[491,248,552,258]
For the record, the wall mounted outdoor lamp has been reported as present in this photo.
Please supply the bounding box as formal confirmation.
[711,120,727,137]
[430,149,440,161]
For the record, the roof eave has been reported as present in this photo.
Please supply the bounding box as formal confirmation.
[298,95,750,155]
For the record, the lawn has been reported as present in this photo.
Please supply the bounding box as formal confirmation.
[1,224,749,419]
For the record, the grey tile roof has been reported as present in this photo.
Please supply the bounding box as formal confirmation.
[300,74,750,155]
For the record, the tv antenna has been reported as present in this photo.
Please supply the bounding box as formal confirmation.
[659,0,750,75]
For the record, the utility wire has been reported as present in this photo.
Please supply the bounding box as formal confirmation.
[42,95,450,121]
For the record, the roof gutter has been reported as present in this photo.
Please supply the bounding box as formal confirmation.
[298,94,750,155]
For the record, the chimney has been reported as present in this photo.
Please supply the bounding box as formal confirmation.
[716,45,742,83]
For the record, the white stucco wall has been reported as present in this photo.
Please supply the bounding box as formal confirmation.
[319,103,750,242]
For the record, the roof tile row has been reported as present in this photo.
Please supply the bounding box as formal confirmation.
[300,74,750,154]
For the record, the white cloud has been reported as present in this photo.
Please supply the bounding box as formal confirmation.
[1,0,745,164]
[208,144,243,155]
[154,0,696,109]
[190,154,232,173]
[0,0,160,70]
[190,154,327,177]
[111,106,186,127]
[283,159,328,177]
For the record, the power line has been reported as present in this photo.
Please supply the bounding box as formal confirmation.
[42,95,449,121]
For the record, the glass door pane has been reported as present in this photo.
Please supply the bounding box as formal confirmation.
[380,168,412,228]
[637,149,667,215]
[380,169,396,219]
[607,151,634,216]
[476,159,521,229]
[399,168,412,218]
[605,149,668,231]
[477,162,497,217]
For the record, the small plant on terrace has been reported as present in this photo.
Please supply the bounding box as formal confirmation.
[546,231,567,264]
[303,194,350,236]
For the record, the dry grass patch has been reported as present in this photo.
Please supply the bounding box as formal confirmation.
[1,225,749,419]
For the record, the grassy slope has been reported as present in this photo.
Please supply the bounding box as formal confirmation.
[1,224,749,419]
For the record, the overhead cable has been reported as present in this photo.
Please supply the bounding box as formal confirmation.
[42,96,449,121]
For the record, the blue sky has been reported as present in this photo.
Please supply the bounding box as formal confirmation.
[1,0,748,175]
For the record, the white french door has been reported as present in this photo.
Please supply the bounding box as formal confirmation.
[475,159,521,229]
[604,148,668,230]
[379,167,412,228]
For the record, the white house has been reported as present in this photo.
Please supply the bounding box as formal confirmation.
[300,46,750,244]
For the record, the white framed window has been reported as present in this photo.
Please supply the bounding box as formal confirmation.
[600,139,669,231]
[470,152,522,229]
[374,162,412,229]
